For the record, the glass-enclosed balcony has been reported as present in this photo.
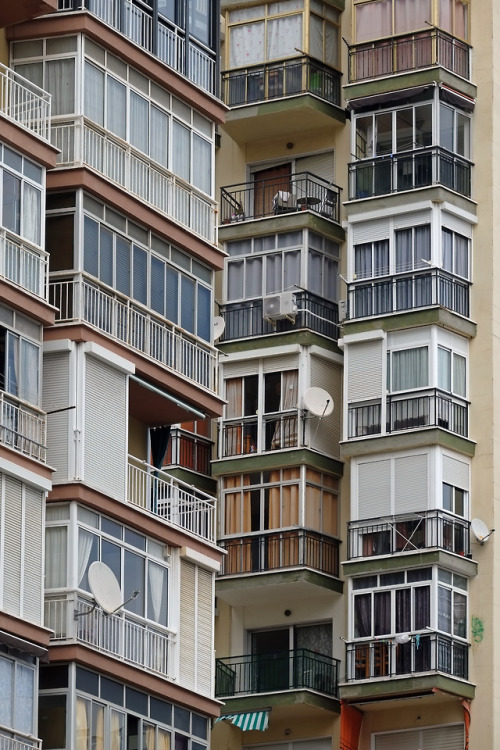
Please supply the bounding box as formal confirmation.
[57,0,217,95]
[220,172,341,225]
[221,55,341,108]
[345,632,468,682]
[347,268,470,320]
[218,529,340,578]
[347,510,470,560]
[49,273,218,394]
[348,388,468,439]
[215,649,340,699]
[219,291,339,342]
[0,62,51,141]
[348,146,471,200]
[348,28,470,83]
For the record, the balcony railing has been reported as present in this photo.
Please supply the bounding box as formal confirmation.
[347,268,470,320]
[348,28,471,83]
[0,233,48,301]
[347,509,470,560]
[51,118,217,245]
[348,147,471,200]
[221,55,341,108]
[165,428,212,476]
[348,388,468,439]
[128,456,215,543]
[44,593,175,677]
[0,392,46,463]
[220,410,299,457]
[0,62,51,140]
[221,171,341,225]
[219,291,339,342]
[0,729,41,750]
[345,632,468,682]
[218,529,340,578]
[215,649,340,698]
[49,273,218,393]
[57,0,216,95]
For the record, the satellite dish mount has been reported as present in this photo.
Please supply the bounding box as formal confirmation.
[75,561,140,619]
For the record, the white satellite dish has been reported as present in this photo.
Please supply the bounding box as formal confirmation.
[303,387,334,417]
[88,561,123,614]
[213,316,226,341]
[471,518,494,544]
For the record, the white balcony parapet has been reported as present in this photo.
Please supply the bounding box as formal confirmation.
[0,728,41,750]
[128,456,216,543]
[44,594,175,678]
[51,118,217,245]
[0,392,46,463]
[0,233,48,300]
[0,62,51,140]
[49,273,218,393]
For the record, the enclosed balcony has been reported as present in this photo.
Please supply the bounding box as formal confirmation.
[348,28,471,83]
[215,649,340,699]
[345,632,468,683]
[348,146,471,200]
[49,273,218,394]
[220,172,341,226]
[218,529,340,578]
[221,56,341,108]
[347,510,470,560]
[347,268,470,320]
[127,456,215,543]
[0,62,51,141]
[44,592,175,678]
[348,388,468,440]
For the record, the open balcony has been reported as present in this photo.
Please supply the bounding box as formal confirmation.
[345,632,468,682]
[49,273,218,394]
[45,592,175,678]
[0,62,51,141]
[0,730,41,750]
[348,28,471,83]
[219,291,339,342]
[0,392,46,463]
[348,388,468,440]
[347,510,470,560]
[0,233,49,302]
[347,268,470,321]
[220,410,299,458]
[221,55,341,108]
[58,0,216,95]
[218,529,340,578]
[348,146,471,200]
[128,456,215,543]
[164,427,212,476]
[220,172,341,226]
[215,649,340,699]
[51,118,217,245]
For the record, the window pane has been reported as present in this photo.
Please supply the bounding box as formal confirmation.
[45,526,68,588]
[15,664,35,735]
[443,483,453,512]
[197,285,211,341]
[356,0,391,43]
[181,275,195,332]
[3,171,21,235]
[0,657,13,726]
[392,347,428,390]
[246,257,262,297]
[440,104,454,152]
[151,256,166,316]
[20,339,40,404]
[85,62,104,126]
[230,22,265,67]
[147,561,168,625]
[414,585,430,629]
[46,59,75,115]
[115,237,131,295]
[227,260,244,300]
[39,694,67,749]
[438,585,451,632]
[374,591,391,635]
[23,182,41,246]
[454,592,467,637]
[266,253,282,294]
[151,107,168,167]
[172,121,190,182]
[100,227,114,286]
[84,216,99,278]
[267,15,302,59]
[193,135,211,194]
[133,245,148,305]
[394,0,430,34]
[107,77,127,140]
[354,593,372,637]
[166,267,179,322]
[124,550,145,617]
[130,92,149,154]
[453,353,466,397]
[438,347,451,391]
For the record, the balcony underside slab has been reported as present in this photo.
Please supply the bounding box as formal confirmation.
[342,306,476,339]
[340,672,475,704]
[218,210,345,243]
[216,568,343,607]
[344,184,476,219]
[212,447,344,478]
[340,427,475,460]
[217,689,340,717]
[342,548,478,578]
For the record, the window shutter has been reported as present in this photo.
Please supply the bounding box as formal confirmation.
[394,454,428,513]
[196,567,214,695]
[422,724,464,750]
[179,560,214,697]
[393,210,431,229]
[3,475,22,616]
[352,218,390,244]
[296,152,335,183]
[179,559,196,688]
[442,455,469,489]
[263,354,298,373]
[23,486,44,624]
[375,730,420,750]
[357,459,391,518]
[347,339,384,402]
[442,213,472,238]
[43,352,71,484]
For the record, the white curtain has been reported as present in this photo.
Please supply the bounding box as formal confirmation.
[394,0,431,34]
[355,0,391,43]
[172,121,190,182]
[246,256,263,297]
[192,134,211,194]
[392,347,428,391]
[355,243,372,279]
[267,15,302,60]
[84,61,104,126]
[266,253,282,294]
[151,106,169,167]
[282,370,298,409]
[453,353,466,397]
[396,229,412,273]
[110,709,124,750]
[78,529,95,587]
[21,339,39,404]
[226,378,242,418]
[284,250,300,292]
[46,59,75,116]
[227,259,244,300]
[106,77,127,140]
[230,22,265,67]
[374,240,389,276]
[442,228,453,272]
[45,526,68,589]
[438,347,451,391]
[144,724,156,750]
[130,91,149,155]
[76,697,90,750]
[23,182,41,247]
[148,561,166,624]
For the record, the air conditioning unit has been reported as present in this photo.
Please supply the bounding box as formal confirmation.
[263,292,297,322]
[338,299,348,322]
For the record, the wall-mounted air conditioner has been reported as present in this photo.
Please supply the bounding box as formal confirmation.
[263,292,297,322]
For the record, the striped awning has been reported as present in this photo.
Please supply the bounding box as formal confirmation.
[215,711,269,731]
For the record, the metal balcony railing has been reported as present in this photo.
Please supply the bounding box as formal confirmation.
[345,632,468,682]
[165,428,212,476]
[0,729,41,750]
[51,118,217,245]
[348,146,471,200]
[220,171,341,225]
[347,268,470,320]
[215,649,340,698]
[0,62,51,140]
[0,233,49,301]
[218,529,340,578]
[348,388,468,439]
[128,456,216,543]
[219,291,339,342]
[347,509,470,560]
[49,273,218,393]
[0,392,46,463]
[44,593,175,678]
[221,55,341,107]
[348,28,471,83]
[57,0,216,95]
[220,410,299,457]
